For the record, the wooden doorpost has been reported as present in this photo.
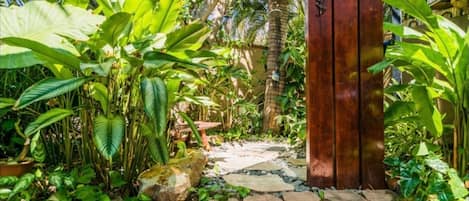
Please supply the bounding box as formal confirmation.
[306,0,386,189]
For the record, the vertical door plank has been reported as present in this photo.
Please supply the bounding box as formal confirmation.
[359,0,386,189]
[334,0,361,189]
[306,0,335,187]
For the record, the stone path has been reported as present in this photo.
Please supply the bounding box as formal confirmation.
[202,141,397,201]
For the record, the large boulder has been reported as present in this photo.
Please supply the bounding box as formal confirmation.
[138,150,207,201]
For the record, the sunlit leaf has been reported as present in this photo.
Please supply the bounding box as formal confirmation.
[165,22,211,55]
[15,77,90,109]
[24,108,73,136]
[151,0,183,33]
[448,169,469,199]
[100,12,132,46]
[382,0,437,28]
[1,37,81,70]
[412,86,443,137]
[0,1,103,69]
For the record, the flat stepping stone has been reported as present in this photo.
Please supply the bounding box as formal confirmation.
[283,167,306,181]
[244,194,283,201]
[245,161,283,171]
[223,174,294,192]
[324,190,366,201]
[287,158,307,166]
[362,190,397,201]
[283,191,320,201]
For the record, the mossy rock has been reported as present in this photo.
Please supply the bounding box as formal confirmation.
[138,149,207,201]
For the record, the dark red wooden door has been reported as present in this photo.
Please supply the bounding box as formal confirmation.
[306,0,386,189]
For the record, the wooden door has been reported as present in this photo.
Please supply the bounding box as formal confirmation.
[306,0,386,189]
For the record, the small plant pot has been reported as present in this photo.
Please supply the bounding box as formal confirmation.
[0,160,34,177]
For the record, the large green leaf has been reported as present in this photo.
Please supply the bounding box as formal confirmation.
[100,12,132,46]
[432,79,457,105]
[383,22,426,40]
[166,78,182,107]
[9,174,35,199]
[141,124,169,164]
[412,86,443,137]
[454,31,469,98]
[143,51,207,69]
[399,42,450,79]
[431,28,460,60]
[0,1,104,69]
[1,37,81,69]
[93,115,125,160]
[165,23,211,55]
[150,0,182,33]
[24,108,73,136]
[448,169,469,199]
[368,59,395,74]
[384,101,415,127]
[123,0,156,39]
[15,77,90,110]
[140,77,168,137]
[382,0,437,28]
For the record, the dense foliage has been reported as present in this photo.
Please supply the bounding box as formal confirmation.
[374,0,469,200]
[0,0,227,198]
[0,0,468,200]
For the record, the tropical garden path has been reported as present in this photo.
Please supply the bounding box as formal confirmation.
[197,141,397,201]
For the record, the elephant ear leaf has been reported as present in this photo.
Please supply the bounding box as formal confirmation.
[93,115,125,160]
[151,0,183,33]
[0,1,104,69]
[0,37,81,70]
[14,77,90,110]
[24,108,74,136]
[140,77,168,137]
[412,86,443,137]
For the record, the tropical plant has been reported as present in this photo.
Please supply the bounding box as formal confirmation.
[191,177,251,201]
[385,143,468,201]
[0,67,49,159]
[0,0,218,194]
[372,0,469,176]
[0,166,134,201]
[0,1,103,164]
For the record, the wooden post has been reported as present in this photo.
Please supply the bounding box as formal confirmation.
[306,0,386,189]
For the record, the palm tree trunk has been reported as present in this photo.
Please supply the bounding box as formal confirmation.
[262,0,289,134]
